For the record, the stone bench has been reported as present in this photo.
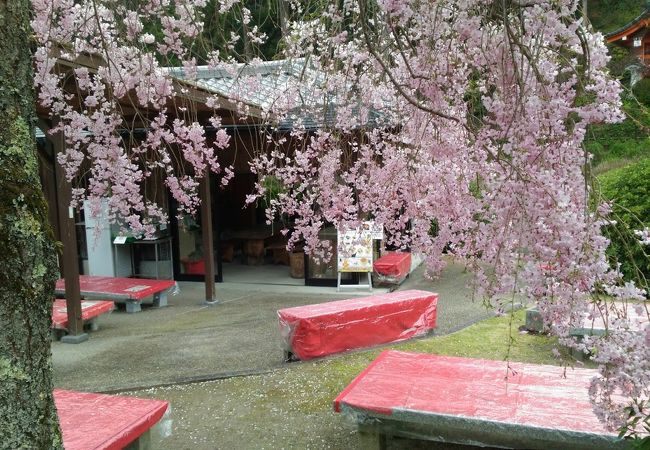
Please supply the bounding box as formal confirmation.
[335,351,626,450]
[545,303,647,360]
[277,290,438,361]
[570,302,649,338]
[51,299,114,340]
[526,303,649,338]
[55,389,169,450]
[56,275,177,313]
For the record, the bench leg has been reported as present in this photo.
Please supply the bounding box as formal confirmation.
[283,350,298,362]
[358,430,387,450]
[88,318,99,332]
[525,307,544,333]
[51,329,64,341]
[153,292,168,308]
[125,301,142,314]
[569,335,590,362]
[124,429,151,450]
[570,347,588,362]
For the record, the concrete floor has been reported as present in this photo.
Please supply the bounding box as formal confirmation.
[221,261,305,286]
[52,273,395,392]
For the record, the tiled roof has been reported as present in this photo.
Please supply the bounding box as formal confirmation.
[168,58,383,130]
[604,8,650,40]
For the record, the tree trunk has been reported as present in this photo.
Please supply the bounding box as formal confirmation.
[0,1,63,448]
[277,0,289,39]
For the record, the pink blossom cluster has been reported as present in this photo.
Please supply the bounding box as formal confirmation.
[31,0,230,235]
[250,0,648,431]
[635,228,650,246]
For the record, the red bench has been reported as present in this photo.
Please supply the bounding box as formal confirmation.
[277,290,438,360]
[51,299,114,340]
[56,276,177,313]
[335,351,626,449]
[373,252,411,284]
[55,389,169,450]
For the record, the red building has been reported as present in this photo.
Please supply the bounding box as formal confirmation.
[605,8,650,80]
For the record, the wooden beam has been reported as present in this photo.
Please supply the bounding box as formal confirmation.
[50,122,87,342]
[200,174,217,303]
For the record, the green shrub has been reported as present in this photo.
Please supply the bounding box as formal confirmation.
[633,78,650,107]
[610,139,649,160]
[585,98,650,167]
[588,0,646,34]
[597,158,650,285]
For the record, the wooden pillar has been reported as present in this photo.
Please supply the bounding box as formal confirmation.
[37,141,61,243]
[50,123,87,343]
[200,173,218,304]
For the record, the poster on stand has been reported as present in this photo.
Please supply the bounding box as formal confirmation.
[337,222,382,273]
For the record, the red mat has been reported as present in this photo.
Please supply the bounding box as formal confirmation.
[56,276,176,301]
[277,290,437,360]
[51,299,114,330]
[335,351,618,436]
[55,389,168,450]
[373,252,411,280]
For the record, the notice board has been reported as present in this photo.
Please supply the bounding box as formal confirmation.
[337,222,381,273]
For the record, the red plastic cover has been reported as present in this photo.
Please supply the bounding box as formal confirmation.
[373,252,411,278]
[55,389,168,450]
[334,351,615,436]
[277,290,438,360]
[51,299,114,330]
[56,275,176,301]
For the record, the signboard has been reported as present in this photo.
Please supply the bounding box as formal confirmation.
[337,222,379,273]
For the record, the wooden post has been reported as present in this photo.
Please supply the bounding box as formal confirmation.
[200,174,218,304]
[51,123,87,343]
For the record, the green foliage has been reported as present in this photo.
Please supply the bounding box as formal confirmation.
[597,158,650,284]
[588,1,647,77]
[631,437,650,450]
[606,44,640,78]
[599,158,650,224]
[200,0,285,61]
[619,399,650,448]
[633,78,650,106]
[260,175,290,228]
[588,0,647,33]
[428,218,439,238]
[585,99,650,167]
[261,175,285,206]
[464,73,489,131]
